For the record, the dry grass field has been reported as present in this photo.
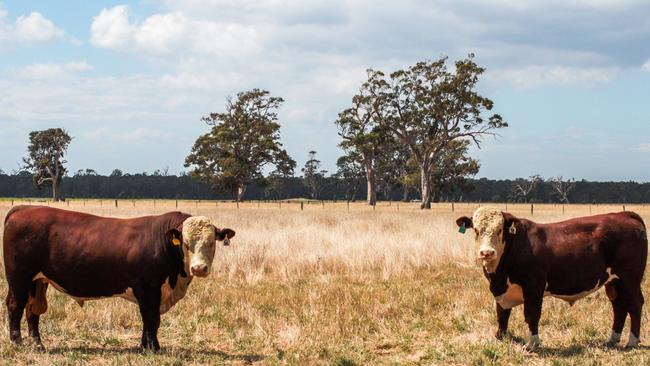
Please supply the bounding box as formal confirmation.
[0,200,649,365]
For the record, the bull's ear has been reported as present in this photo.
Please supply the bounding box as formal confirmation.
[166,228,182,246]
[456,216,473,233]
[214,226,236,245]
[502,213,520,235]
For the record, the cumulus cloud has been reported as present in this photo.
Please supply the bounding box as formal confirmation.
[90,5,260,56]
[0,7,65,43]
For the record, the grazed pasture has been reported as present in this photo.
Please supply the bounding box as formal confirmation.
[0,200,649,365]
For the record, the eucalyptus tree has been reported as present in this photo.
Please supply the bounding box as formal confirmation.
[23,128,72,201]
[185,89,295,201]
[361,55,507,209]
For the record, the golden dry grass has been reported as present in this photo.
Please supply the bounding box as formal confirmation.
[0,200,649,365]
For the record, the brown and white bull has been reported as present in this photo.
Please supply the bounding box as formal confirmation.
[456,207,647,351]
[3,206,235,350]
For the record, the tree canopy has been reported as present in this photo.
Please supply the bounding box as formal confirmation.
[185,89,296,201]
[22,128,72,201]
[359,54,507,208]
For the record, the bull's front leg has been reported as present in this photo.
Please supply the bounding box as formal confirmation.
[522,290,544,352]
[495,302,512,340]
[134,284,162,351]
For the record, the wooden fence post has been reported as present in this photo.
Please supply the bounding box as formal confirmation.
[452,202,454,212]
[347,201,350,212]
[530,204,534,215]
[176,200,178,209]
[115,200,118,208]
[301,202,304,210]
[236,201,239,209]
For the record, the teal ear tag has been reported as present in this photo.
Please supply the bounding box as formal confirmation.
[459,222,466,234]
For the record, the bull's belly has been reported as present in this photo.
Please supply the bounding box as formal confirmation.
[33,272,192,313]
[495,268,619,309]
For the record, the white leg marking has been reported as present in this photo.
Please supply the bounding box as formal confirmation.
[607,331,621,345]
[523,333,540,351]
[626,333,640,348]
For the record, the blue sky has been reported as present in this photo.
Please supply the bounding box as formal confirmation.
[1,0,649,181]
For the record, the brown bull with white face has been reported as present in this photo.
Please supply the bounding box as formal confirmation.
[3,206,236,351]
[456,207,647,351]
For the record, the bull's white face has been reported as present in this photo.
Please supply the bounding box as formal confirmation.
[472,208,506,273]
[181,216,217,277]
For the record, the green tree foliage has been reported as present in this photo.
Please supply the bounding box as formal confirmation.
[333,154,365,201]
[335,93,395,206]
[302,151,327,199]
[361,54,507,209]
[185,89,296,201]
[22,128,72,201]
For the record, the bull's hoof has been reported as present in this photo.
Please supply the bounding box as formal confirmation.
[606,331,621,347]
[522,335,540,352]
[626,334,640,348]
[141,341,161,352]
[495,329,508,340]
[31,337,46,352]
[10,331,22,346]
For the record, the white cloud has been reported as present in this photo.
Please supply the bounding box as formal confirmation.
[90,5,260,56]
[491,65,620,89]
[642,59,650,72]
[12,61,92,80]
[90,5,134,48]
[14,12,64,41]
[0,7,65,43]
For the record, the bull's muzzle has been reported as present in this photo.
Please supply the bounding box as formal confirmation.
[191,264,209,277]
[479,249,496,260]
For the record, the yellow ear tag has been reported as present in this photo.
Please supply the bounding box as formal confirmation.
[172,237,181,246]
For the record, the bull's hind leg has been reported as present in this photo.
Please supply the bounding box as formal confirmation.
[25,281,48,350]
[5,283,30,345]
[605,282,626,346]
[626,287,644,348]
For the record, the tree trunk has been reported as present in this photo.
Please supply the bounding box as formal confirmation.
[365,164,376,206]
[420,166,432,209]
[52,178,59,202]
[232,184,247,202]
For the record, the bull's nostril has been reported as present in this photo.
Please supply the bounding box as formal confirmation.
[480,250,496,259]
[191,265,208,276]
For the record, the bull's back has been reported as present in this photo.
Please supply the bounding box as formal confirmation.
[3,206,161,297]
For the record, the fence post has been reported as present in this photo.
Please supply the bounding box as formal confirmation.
[236,201,239,209]
[347,201,350,212]
[11,199,13,206]
[322,200,324,209]
[623,205,626,212]
[452,202,454,212]
[115,199,118,208]
[176,200,178,209]
[397,203,399,212]
[301,202,304,210]
[530,204,534,215]
[562,204,565,214]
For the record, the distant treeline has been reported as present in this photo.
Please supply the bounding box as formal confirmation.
[1,171,650,204]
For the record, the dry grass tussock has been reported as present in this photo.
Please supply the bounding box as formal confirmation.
[0,200,648,365]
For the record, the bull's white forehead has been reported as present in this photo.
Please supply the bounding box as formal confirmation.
[472,207,503,236]
[182,216,215,243]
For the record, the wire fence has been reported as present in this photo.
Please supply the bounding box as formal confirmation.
[0,198,644,217]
